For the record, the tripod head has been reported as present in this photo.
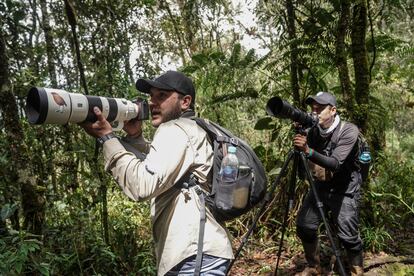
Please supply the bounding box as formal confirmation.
[294,125,308,136]
[291,124,316,156]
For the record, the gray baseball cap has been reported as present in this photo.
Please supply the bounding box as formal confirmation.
[305,91,337,106]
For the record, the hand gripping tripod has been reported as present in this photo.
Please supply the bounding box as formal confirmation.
[227,146,347,276]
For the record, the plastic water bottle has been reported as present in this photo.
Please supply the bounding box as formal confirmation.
[359,145,371,164]
[359,143,371,182]
[220,146,239,182]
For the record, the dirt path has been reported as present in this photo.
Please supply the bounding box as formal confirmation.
[228,218,414,275]
[228,248,414,275]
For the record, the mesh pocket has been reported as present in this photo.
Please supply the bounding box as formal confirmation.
[215,172,252,211]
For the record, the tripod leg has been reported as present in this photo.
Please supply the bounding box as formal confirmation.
[226,150,296,275]
[299,153,347,276]
[273,152,300,276]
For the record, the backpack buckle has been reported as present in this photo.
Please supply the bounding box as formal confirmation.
[230,137,238,146]
[193,185,203,195]
[181,181,190,189]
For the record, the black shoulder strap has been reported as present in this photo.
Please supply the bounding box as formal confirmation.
[192,117,219,138]
[329,121,345,152]
[191,117,240,194]
[175,117,212,275]
[174,173,205,276]
[194,187,206,276]
[192,118,239,145]
[191,118,221,191]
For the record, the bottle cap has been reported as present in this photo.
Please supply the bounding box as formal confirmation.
[228,146,237,154]
[359,151,371,164]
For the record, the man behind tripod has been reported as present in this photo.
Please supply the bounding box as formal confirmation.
[293,92,364,276]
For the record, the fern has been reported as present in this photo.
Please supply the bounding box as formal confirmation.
[367,33,405,53]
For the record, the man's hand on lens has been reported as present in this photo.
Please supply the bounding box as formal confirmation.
[123,117,143,138]
[79,107,113,138]
[293,134,310,155]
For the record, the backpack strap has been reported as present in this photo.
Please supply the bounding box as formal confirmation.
[193,185,206,276]
[217,136,239,146]
[175,173,206,276]
[191,117,236,194]
[173,117,217,275]
[328,121,363,172]
[327,121,345,154]
[187,118,233,274]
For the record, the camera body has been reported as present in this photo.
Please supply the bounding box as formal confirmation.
[26,87,149,130]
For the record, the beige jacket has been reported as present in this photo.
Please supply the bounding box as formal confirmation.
[102,117,233,275]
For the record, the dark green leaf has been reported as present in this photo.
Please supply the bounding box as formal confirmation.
[191,53,209,66]
[209,51,225,63]
[1,203,18,221]
[254,117,274,130]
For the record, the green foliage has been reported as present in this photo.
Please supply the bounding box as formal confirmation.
[20,187,155,275]
[361,225,392,253]
[360,127,414,253]
[0,232,48,275]
[369,151,414,222]
[1,203,19,221]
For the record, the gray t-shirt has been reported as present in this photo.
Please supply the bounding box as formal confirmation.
[307,121,361,194]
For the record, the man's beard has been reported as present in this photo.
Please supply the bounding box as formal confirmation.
[162,105,182,123]
[152,102,182,127]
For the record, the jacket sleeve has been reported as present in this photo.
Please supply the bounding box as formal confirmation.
[102,123,193,201]
[121,134,151,154]
[309,123,358,171]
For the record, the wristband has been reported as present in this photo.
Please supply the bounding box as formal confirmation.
[307,148,313,158]
[97,132,117,145]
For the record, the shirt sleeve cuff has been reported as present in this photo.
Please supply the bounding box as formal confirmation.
[102,138,126,162]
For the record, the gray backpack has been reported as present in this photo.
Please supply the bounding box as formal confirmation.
[178,117,267,275]
[192,117,267,221]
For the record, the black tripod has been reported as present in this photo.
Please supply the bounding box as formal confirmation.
[227,147,347,276]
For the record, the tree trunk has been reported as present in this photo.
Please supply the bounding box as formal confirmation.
[159,0,187,65]
[99,167,109,244]
[351,0,379,227]
[177,0,199,55]
[39,0,58,198]
[335,0,354,114]
[351,0,370,131]
[121,22,134,83]
[0,29,20,232]
[64,0,88,95]
[39,0,57,87]
[285,0,301,106]
[0,29,45,235]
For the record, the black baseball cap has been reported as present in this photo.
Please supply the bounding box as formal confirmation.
[136,70,195,101]
[305,91,337,106]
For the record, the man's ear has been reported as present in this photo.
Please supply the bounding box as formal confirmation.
[330,106,337,116]
[180,95,192,110]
